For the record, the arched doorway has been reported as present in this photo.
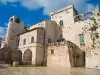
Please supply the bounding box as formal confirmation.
[12,50,22,64]
[23,49,32,65]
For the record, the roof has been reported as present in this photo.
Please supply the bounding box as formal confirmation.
[24,19,50,29]
[18,27,45,36]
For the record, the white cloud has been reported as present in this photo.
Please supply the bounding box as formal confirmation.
[87,4,95,12]
[0,0,19,4]
[67,0,95,13]
[0,27,7,38]
[11,4,17,7]
[21,0,41,10]
[0,0,96,14]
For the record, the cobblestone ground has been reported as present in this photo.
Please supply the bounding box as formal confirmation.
[0,67,100,75]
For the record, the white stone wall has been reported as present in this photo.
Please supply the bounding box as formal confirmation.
[26,20,61,44]
[50,5,97,50]
[19,29,38,64]
[50,5,89,49]
[19,30,38,47]
[86,48,100,69]
[47,43,71,67]
[51,5,75,26]
[69,21,91,48]
[19,29,44,65]
[47,41,85,67]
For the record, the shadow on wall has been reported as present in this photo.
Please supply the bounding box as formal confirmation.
[0,45,14,64]
[0,45,23,64]
[0,48,4,61]
[67,41,85,67]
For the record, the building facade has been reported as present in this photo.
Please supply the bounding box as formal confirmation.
[0,5,100,67]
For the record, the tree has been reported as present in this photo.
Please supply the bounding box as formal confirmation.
[82,16,100,48]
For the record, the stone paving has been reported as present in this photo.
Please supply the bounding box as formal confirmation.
[0,67,100,75]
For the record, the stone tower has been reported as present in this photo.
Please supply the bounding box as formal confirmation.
[50,5,80,42]
[50,5,79,26]
[5,16,24,50]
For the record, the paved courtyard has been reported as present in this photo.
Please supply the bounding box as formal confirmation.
[0,67,100,75]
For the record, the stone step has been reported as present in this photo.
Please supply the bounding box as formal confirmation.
[0,64,11,67]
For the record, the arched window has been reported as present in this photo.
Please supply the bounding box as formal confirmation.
[59,20,63,26]
[10,18,13,21]
[15,18,21,23]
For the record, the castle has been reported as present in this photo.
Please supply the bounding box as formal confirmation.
[0,5,100,68]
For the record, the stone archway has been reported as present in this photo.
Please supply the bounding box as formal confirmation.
[67,41,85,67]
[12,50,22,64]
[23,49,32,65]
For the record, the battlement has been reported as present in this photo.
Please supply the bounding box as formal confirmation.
[48,41,68,47]
[26,21,45,31]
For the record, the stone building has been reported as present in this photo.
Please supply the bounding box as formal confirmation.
[47,41,85,67]
[19,28,45,65]
[18,20,61,65]
[0,5,100,68]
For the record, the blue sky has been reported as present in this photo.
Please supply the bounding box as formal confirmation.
[0,0,100,38]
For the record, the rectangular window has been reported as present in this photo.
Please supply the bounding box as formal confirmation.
[31,37,34,43]
[79,34,84,45]
[51,50,54,55]
[23,39,26,45]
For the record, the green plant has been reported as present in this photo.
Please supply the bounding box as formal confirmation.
[83,16,100,48]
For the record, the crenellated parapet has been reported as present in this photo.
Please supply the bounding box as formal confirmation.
[48,41,67,47]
